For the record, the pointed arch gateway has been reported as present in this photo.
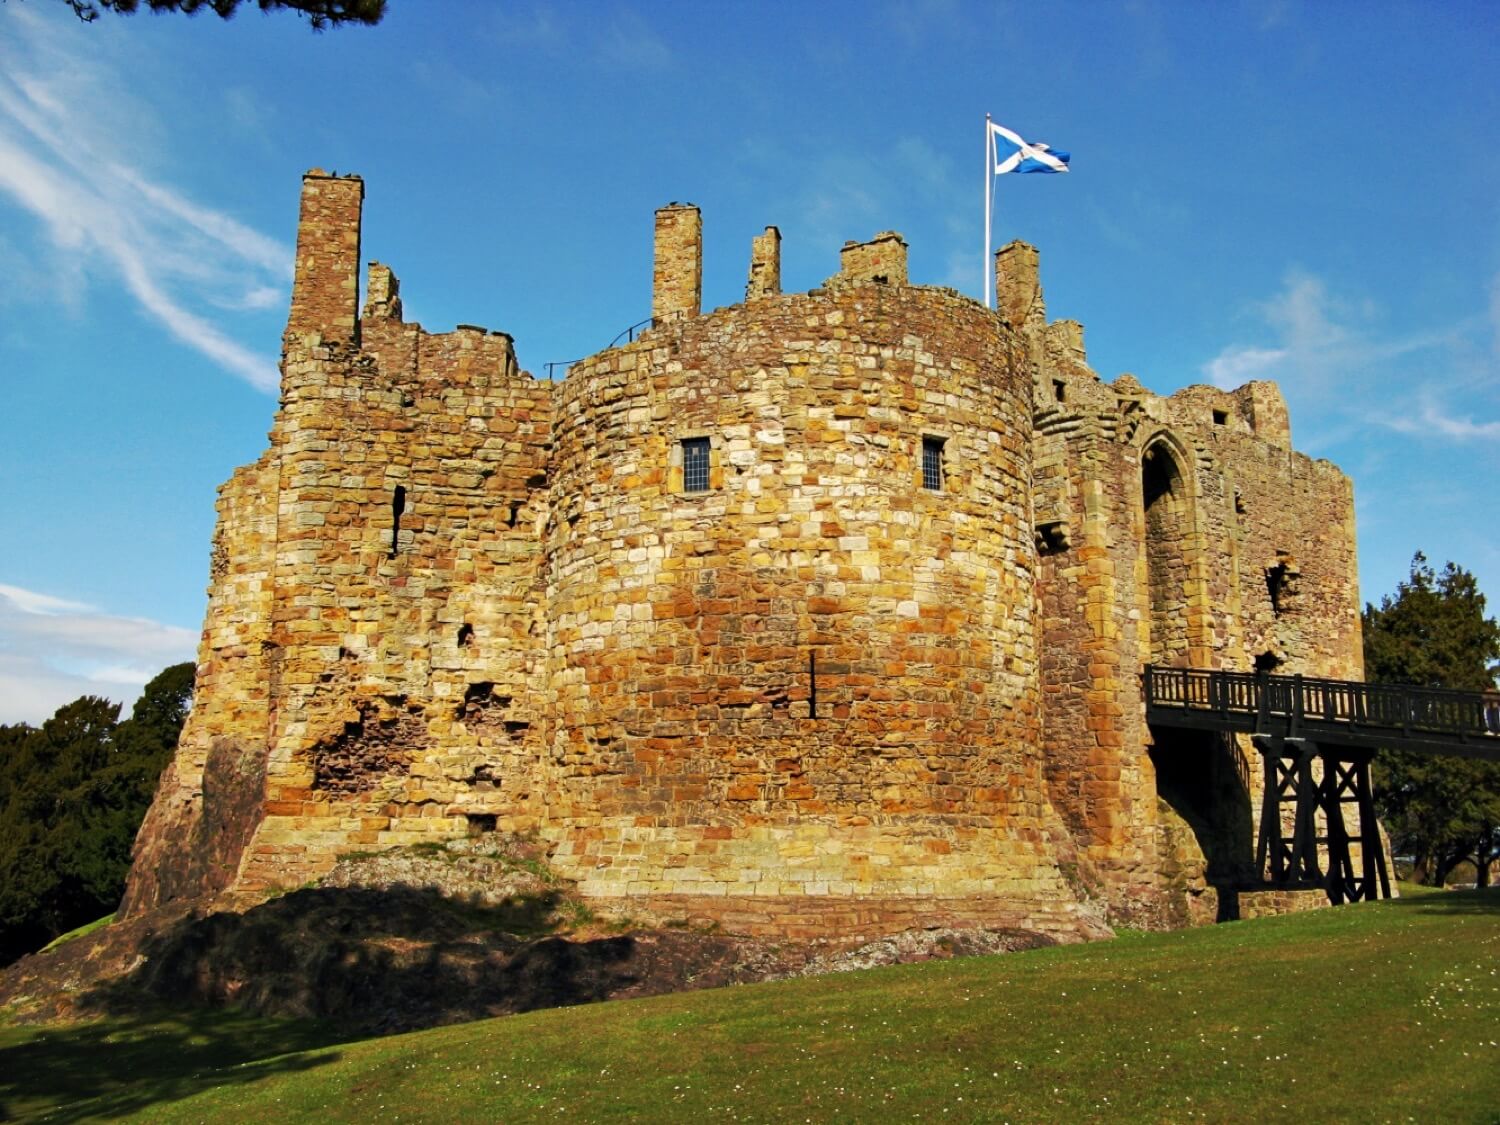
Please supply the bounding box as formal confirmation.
[1141,437,1193,668]
[1139,434,1257,919]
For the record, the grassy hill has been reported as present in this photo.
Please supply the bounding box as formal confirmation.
[2,886,1496,1122]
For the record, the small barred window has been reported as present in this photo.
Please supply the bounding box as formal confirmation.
[682,437,711,493]
[921,436,945,491]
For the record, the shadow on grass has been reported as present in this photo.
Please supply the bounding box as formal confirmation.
[77,886,641,1038]
[0,1007,342,1123]
[1384,886,1500,916]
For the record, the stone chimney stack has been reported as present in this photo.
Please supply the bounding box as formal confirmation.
[1046,319,1085,363]
[286,170,364,345]
[363,262,403,322]
[652,203,702,321]
[839,231,908,285]
[1234,381,1292,448]
[994,240,1045,330]
[746,226,781,300]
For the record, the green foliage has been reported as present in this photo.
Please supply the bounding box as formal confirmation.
[0,664,193,965]
[1364,554,1500,886]
[60,0,385,29]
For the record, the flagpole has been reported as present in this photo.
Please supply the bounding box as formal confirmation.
[983,113,992,309]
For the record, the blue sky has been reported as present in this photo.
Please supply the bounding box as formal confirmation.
[0,0,1495,723]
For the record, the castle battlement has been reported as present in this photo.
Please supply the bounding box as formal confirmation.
[122,171,1368,936]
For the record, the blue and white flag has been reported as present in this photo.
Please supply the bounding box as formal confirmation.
[989,122,1070,174]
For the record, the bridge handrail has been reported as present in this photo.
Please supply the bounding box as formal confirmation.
[1144,665,1497,740]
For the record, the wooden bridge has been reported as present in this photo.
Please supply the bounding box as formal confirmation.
[1143,665,1499,906]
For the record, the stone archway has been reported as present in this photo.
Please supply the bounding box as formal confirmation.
[1142,439,1192,668]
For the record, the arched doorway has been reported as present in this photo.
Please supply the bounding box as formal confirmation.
[1142,441,1191,668]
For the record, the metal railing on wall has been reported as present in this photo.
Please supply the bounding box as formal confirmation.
[544,316,656,380]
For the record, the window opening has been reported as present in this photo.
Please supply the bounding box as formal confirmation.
[808,651,818,720]
[389,485,406,558]
[1213,409,1228,426]
[457,623,474,648]
[1053,379,1067,403]
[921,436,945,491]
[682,436,711,493]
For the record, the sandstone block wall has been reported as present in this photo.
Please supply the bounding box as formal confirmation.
[544,282,1065,901]
[1012,249,1367,922]
[123,171,1368,935]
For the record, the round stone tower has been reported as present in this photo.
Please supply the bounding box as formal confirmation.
[539,229,1074,917]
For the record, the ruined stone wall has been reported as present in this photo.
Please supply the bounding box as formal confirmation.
[125,173,1369,938]
[122,456,279,915]
[125,173,555,906]
[235,313,552,893]
[540,272,1077,906]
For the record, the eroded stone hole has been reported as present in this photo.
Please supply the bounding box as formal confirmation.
[1254,651,1282,674]
[1266,556,1299,617]
[457,681,510,716]
[1036,520,1069,556]
[507,502,520,529]
[310,696,428,795]
[457,623,474,648]
[466,812,498,836]
[458,682,527,741]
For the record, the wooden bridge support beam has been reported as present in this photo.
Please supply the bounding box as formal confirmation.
[1255,736,1322,886]
[1253,736,1391,904]
[1318,753,1391,904]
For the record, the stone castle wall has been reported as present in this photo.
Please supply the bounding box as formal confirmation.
[122,170,1368,935]
[543,278,1065,902]
[997,244,1366,923]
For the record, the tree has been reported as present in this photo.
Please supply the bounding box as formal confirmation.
[61,0,385,29]
[0,664,193,965]
[1363,554,1500,887]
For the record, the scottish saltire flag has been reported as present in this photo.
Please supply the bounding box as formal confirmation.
[990,122,1070,174]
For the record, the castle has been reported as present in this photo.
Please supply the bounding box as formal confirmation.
[120,170,1365,938]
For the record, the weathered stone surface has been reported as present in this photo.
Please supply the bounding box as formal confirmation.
[120,171,1371,939]
[5,838,1086,1036]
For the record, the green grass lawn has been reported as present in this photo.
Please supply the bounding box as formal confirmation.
[37,915,115,955]
[3,887,1496,1123]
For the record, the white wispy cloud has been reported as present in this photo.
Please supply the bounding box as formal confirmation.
[1202,269,1500,452]
[1204,345,1288,388]
[1385,399,1500,442]
[0,582,197,726]
[480,3,668,68]
[0,7,288,391]
[599,9,672,69]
